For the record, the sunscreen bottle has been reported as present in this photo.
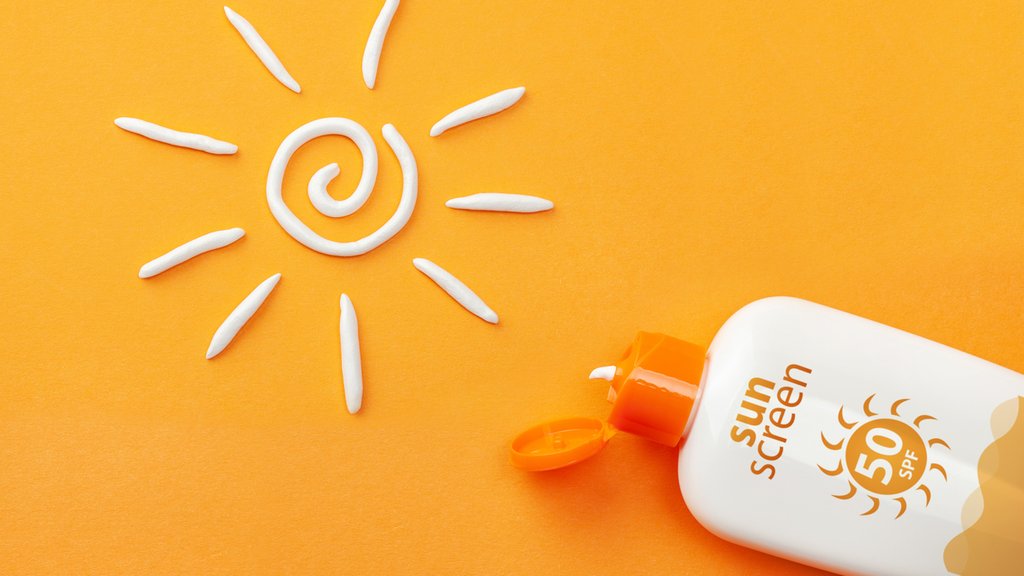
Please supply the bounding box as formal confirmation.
[511,297,1023,576]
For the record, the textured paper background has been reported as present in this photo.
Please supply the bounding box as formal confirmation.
[1,1,1022,574]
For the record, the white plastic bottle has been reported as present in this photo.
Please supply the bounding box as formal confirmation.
[511,297,1023,576]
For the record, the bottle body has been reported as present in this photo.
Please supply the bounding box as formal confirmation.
[678,297,1024,576]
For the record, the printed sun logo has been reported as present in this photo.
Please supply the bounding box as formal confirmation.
[819,395,949,518]
[117,3,550,414]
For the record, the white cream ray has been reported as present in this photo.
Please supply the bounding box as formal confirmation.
[362,0,400,89]
[206,273,281,359]
[413,258,498,324]
[430,87,526,137]
[339,294,363,414]
[445,193,553,213]
[224,6,301,93]
[139,227,245,278]
[114,117,237,155]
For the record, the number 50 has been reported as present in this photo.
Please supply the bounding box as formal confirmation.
[852,427,902,486]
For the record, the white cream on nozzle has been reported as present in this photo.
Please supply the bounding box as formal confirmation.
[589,365,617,401]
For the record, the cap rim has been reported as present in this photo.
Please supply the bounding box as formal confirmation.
[510,417,610,471]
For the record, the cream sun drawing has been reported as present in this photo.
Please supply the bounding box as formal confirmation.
[117,3,552,414]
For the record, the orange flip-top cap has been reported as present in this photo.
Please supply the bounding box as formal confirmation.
[607,332,703,447]
[510,333,704,471]
[509,417,614,472]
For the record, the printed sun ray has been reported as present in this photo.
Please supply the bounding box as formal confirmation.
[821,432,844,450]
[894,497,907,519]
[139,227,245,278]
[224,6,301,93]
[914,414,937,427]
[862,394,877,416]
[818,461,844,477]
[837,406,858,429]
[890,398,909,416]
[833,481,857,500]
[114,118,237,155]
[862,496,880,516]
[916,484,932,505]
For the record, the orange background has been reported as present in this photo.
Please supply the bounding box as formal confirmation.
[1,1,1022,574]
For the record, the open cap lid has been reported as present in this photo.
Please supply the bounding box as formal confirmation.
[509,417,615,471]
[510,332,704,471]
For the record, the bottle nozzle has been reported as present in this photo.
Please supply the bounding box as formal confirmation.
[589,365,616,381]
[589,365,619,402]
